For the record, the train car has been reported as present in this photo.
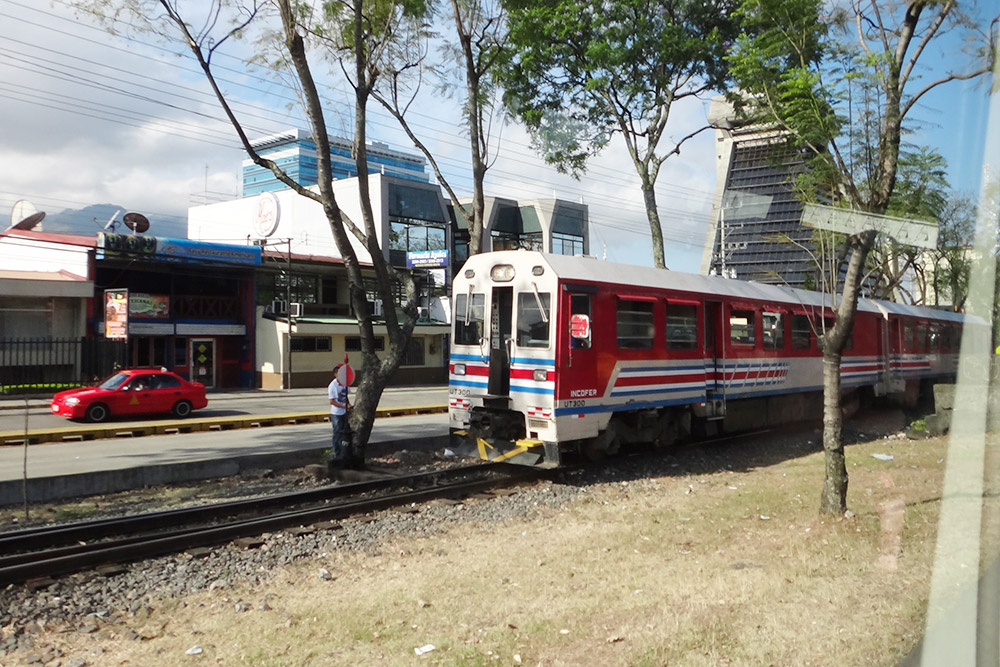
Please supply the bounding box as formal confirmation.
[448,250,983,467]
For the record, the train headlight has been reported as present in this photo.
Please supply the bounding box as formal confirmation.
[453,364,466,376]
[490,264,515,282]
[533,369,548,382]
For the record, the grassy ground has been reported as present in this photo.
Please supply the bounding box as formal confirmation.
[22,431,1000,666]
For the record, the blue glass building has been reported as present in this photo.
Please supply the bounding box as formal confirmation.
[243,128,429,195]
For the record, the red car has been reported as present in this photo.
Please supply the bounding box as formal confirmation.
[51,369,208,423]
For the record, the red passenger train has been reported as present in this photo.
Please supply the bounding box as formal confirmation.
[448,250,984,467]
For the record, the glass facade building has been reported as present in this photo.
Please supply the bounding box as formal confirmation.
[243,129,429,196]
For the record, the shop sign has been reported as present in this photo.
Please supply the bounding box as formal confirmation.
[104,289,129,340]
[407,249,449,269]
[98,233,262,266]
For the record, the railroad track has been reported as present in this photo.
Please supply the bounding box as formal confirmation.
[0,463,545,586]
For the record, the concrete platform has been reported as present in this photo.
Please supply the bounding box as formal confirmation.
[0,412,450,507]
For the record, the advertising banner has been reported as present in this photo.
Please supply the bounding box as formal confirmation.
[104,289,129,340]
[129,293,170,319]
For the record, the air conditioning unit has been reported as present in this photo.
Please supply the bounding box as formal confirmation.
[418,307,430,320]
[271,299,288,314]
[289,302,303,318]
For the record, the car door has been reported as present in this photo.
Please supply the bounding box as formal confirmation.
[150,373,185,412]
[119,375,155,415]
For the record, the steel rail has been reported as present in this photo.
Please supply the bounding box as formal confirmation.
[0,465,542,585]
[0,463,491,553]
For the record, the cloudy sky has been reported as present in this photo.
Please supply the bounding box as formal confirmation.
[0,0,993,274]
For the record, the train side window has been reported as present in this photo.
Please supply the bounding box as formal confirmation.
[516,292,551,348]
[791,314,811,349]
[570,294,592,349]
[904,323,915,351]
[762,312,784,349]
[666,303,698,350]
[929,324,941,351]
[618,299,655,349]
[454,293,485,345]
[729,309,756,347]
[916,324,928,352]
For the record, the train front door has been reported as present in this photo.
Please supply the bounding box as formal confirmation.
[488,287,513,397]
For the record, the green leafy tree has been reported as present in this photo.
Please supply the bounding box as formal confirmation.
[501,0,740,269]
[85,0,428,465]
[728,0,997,515]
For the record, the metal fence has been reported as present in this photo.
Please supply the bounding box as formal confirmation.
[0,337,130,395]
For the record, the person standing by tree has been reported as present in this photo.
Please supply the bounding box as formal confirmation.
[328,363,351,469]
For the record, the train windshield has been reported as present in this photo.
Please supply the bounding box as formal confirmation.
[454,292,485,345]
[516,292,551,347]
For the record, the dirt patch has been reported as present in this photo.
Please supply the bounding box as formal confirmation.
[10,425,996,666]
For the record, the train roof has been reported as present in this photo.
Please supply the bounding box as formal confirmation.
[471,250,979,325]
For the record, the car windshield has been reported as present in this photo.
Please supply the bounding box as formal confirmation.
[97,372,131,391]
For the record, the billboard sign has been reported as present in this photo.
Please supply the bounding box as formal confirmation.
[104,289,129,340]
[407,249,449,269]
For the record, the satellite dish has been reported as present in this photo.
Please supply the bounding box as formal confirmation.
[11,211,45,231]
[6,200,45,233]
[123,212,150,234]
[11,200,36,225]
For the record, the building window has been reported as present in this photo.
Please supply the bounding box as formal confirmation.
[345,336,385,351]
[552,231,584,256]
[290,336,332,352]
[729,310,755,346]
[391,220,447,253]
[617,299,654,349]
[257,272,318,306]
[491,230,542,251]
[402,337,425,366]
[666,303,698,350]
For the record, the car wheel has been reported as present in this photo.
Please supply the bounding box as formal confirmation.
[172,400,193,419]
[85,403,109,423]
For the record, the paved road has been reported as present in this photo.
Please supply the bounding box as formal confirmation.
[0,386,448,433]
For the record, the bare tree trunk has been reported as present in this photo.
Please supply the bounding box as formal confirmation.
[641,182,667,269]
[820,351,847,514]
[819,229,876,514]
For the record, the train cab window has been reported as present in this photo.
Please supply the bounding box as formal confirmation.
[729,310,756,346]
[791,314,811,349]
[666,303,698,350]
[570,294,592,349]
[617,299,655,349]
[454,293,485,345]
[516,292,551,348]
[762,312,784,350]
